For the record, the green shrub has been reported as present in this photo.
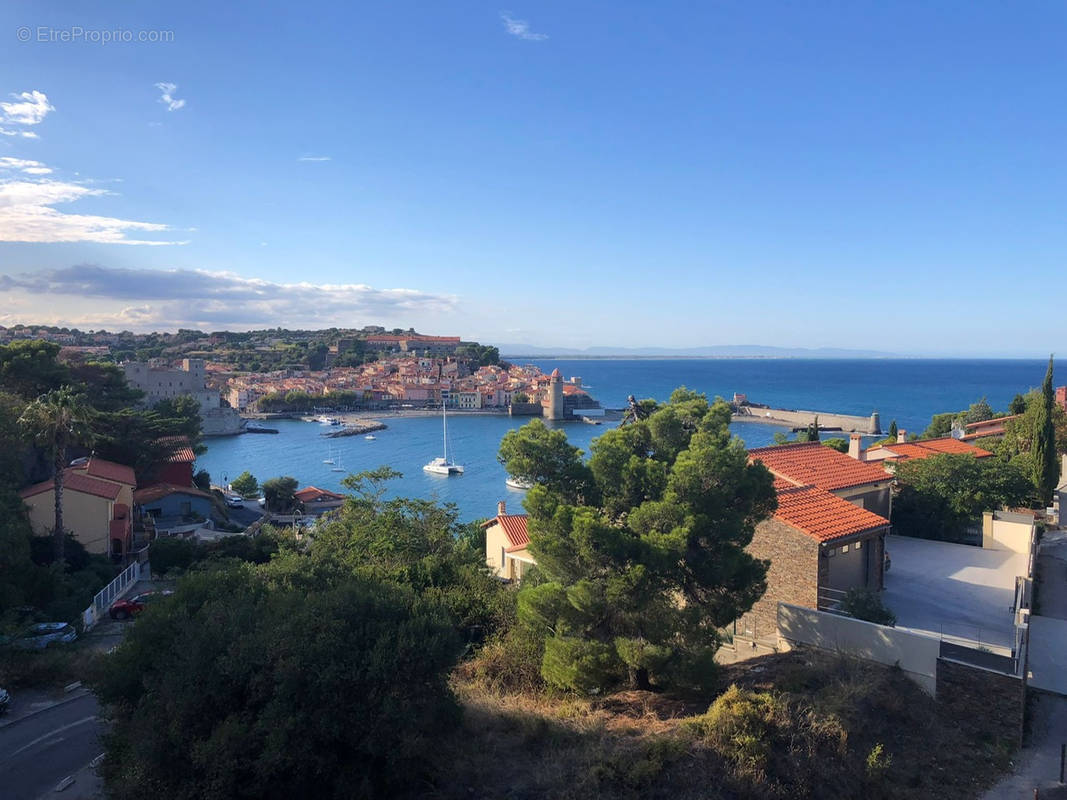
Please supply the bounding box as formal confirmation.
[686,685,779,777]
[95,565,462,800]
[842,588,897,626]
[866,742,892,781]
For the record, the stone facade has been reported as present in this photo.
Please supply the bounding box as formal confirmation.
[936,657,1026,747]
[739,519,821,641]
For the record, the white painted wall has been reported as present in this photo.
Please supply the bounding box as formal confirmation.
[777,602,941,695]
[982,511,1035,555]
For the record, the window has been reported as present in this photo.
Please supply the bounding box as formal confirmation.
[855,541,862,550]
[501,546,506,568]
[841,544,849,553]
[827,547,836,557]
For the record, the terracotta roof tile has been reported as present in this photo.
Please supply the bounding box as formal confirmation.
[20,471,124,501]
[748,443,891,491]
[80,457,136,486]
[294,486,344,502]
[774,485,890,543]
[133,483,214,505]
[484,514,530,551]
[875,438,992,462]
[157,436,196,464]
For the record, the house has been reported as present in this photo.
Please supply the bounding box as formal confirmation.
[863,433,993,466]
[19,457,137,557]
[153,435,196,487]
[748,440,894,517]
[959,415,1019,442]
[737,479,891,639]
[483,501,535,581]
[133,483,216,534]
[294,486,345,515]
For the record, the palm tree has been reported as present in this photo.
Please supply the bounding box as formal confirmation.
[18,387,94,563]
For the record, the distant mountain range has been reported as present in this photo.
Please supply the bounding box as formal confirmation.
[494,344,899,359]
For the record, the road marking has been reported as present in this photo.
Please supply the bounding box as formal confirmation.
[5,716,97,759]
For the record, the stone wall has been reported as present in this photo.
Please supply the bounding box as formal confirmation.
[936,657,1025,747]
[740,519,820,640]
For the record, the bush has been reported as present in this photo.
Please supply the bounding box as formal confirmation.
[687,685,779,778]
[95,565,462,800]
[866,742,892,781]
[148,537,200,576]
[842,588,897,626]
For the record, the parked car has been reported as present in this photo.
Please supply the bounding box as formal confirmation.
[0,622,78,650]
[109,590,175,620]
[225,495,245,508]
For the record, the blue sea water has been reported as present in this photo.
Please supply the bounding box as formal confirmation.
[197,359,1048,522]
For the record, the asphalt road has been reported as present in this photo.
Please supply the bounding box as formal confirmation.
[0,693,102,800]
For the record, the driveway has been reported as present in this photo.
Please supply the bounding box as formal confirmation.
[882,534,1025,649]
[982,529,1067,798]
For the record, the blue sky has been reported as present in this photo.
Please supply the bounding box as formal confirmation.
[0,1,1064,355]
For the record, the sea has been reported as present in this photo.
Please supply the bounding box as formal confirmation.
[196,359,1049,522]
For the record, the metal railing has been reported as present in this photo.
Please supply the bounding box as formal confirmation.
[82,560,143,630]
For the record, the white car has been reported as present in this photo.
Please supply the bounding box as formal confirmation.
[1,622,78,650]
[225,495,245,508]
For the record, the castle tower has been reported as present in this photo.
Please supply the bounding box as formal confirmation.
[546,368,564,420]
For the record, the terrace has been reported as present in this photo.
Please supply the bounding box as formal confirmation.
[882,533,1027,652]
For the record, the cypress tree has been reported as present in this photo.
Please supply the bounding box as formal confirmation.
[887,419,898,441]
[1033,355,1059,505]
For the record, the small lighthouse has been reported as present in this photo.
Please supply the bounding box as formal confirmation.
[546,368,564,420]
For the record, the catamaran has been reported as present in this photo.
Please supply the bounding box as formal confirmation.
[424,403,463,475]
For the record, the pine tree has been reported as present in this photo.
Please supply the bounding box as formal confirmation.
[1033,355,1060,505]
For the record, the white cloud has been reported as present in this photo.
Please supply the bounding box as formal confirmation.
[297,155,331,162]
[0,128,39,139]
[501,13,548,41]
[0,176,186,245]
[154,82,186,111]
[0,265,459,331]
[0,157,53,175]
[1,90,54,126]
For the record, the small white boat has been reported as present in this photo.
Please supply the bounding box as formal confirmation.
[364,434,376,441]
[424,404,463,476]
[505,476,534,490]
[330,453,345,473]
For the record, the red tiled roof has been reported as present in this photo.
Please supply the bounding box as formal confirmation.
[79,457,136,486]
[483,514,530,551]
[20,470,123,501]
[156,435,196,464]
[774,485,890,543]
[133,483,214,505]
[876,438,992,462]
[748,443,891,491]
[294,486,344,502]
[773,475,803,491]
[964,415,1020,430]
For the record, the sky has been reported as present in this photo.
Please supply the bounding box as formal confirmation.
[0,1,1064,356]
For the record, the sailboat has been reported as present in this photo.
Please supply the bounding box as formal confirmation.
[424,402,464,475]
[330,452,345,472]
[323,446,335,465]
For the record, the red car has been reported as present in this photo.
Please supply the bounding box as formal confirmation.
[109,590,174,620]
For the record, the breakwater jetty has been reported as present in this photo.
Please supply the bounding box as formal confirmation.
[732,397,881,435]
[323,420,388,438]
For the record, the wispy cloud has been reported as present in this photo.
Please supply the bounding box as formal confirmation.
[0,90,53,137]
[0,265,459,331]
[297,154,332,162]
[0,157,53,175]
[501,13,548,41]
[154,82,186,111]
[0,168,186,245]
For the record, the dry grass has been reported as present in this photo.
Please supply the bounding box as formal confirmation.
[412,648,1016,800]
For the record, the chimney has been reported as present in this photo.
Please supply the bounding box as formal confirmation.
[848,434,864,461]
[497,500,506,516]
[897,429,907,444]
